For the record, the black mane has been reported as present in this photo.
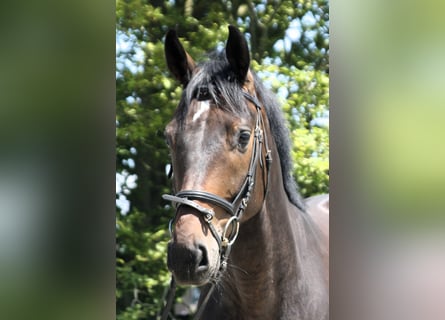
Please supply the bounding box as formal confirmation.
[252,72,306,211]
[176,52,306,211]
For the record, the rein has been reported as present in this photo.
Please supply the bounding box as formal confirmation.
[159,91,272,320]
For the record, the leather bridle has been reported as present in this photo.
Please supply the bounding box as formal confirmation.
[160,91,272,320]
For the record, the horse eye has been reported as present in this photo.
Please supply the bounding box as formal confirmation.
[238,130,251,148]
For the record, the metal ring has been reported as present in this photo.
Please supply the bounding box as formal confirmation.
[221,216,240,247]
[168,219,174,236]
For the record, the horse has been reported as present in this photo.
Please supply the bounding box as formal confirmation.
[161,25,329,320]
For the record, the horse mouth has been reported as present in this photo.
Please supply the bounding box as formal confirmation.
[170,262,215,286]
[167,242,218,286]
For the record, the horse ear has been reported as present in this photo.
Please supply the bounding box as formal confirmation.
[226,25,250,83]
[165,29,196,86]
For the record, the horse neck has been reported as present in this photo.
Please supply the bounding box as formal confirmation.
[221,146,327,319]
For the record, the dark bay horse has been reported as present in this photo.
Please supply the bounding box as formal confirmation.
[162,26,329,320]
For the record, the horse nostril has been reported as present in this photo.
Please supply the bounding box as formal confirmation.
[197,244,209,269]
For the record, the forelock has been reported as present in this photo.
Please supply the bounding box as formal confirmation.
[175,52,250,123]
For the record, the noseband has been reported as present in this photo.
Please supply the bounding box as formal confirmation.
[160,91,272,320]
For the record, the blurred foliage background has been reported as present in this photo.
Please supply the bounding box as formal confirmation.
[116,0,329,318]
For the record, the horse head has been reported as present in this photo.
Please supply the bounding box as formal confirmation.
[163,26,271,285]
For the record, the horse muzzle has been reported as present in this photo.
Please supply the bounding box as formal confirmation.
[167,240,215,285]
[166,205,222,285]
